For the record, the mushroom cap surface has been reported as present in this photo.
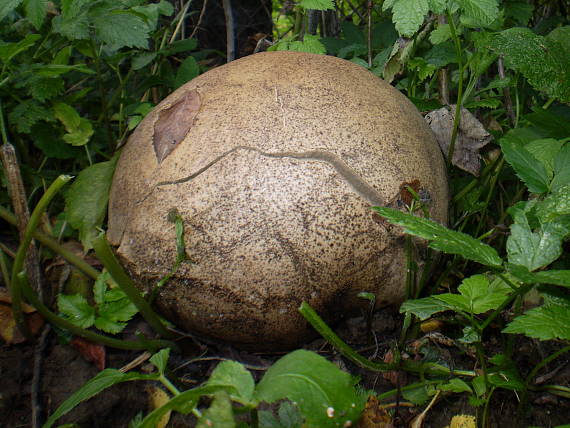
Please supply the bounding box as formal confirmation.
[108,51,448,348]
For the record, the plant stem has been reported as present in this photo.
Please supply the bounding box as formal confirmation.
[525,345,570,386]
[93,233,176,339]
[0,205,101,281]
[10,175,72,340]
[299,302,475,376]
[445,9,464,168]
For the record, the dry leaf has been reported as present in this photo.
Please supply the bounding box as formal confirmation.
[425,106,492,176]
[146,385,171,428]
[381,349,407,386]
[409,390,440,428]
[358,395,394,428]
[153,89,201,163]
[71,337,106,370]
[0,304,44,344]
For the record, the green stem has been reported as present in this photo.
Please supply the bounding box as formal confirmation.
[10,175,72,339]
[445,9,464,168]
[19,272,178,351]
[299,302,475,376]
[0,205,100,280]
[160,374,181,396]
[479,280,533,331]
[92,233,176,339]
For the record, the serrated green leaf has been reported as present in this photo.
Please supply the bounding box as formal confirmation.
[503,301,570,340]
[174,56,199,89]
[434,293,470,313]
[504,1,534,26]
[26,75,64,101]
[255,350,364,428]
[44,369,159,428]
[207,360,256,406]
[535,184,570,223]
[552,143,570,191]
[0,0,22,21]
[500,136,550,194]
[93,272,109,305]
[425,41,457,67]
[427,0,447,14]
[196,392,235,428]
[429,24,451,44]
[491,27,570,103]
[282,35,327,55]
[400,296,457,319]
[439,378,472,393]
[53,102,81,131]
[456,0,499,27]
[92,10,149,49]
[9,99,54,134]
[508,265,570,287]
[57,294,96,328]
[372,207,503,267]
[52,0,91,40]
[507,214,567,271]
[298,0,334,10]
[99,298,138,323]
[150,348,170,374]
[24,0,47,29]
[456,274,511,314]
[93,316,127,334]
[161,38,198,55]
[384,0,429,37]
[64,156,118,250]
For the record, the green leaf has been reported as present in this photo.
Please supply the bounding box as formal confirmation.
[161,38,199,55]
[0,34,41,63]
[383,0,429,37]
[53,102,81,131]
[456,0,499,28]
[0,0,22,22]
[278,35,327,55]
[93,272,109,305]
[400,296,458,320]
[298,0,334,10]
[427,0,447,14]
[429,24,451,44]
[132,52,157,70]
[64,156,119,250]
[508,264,570,288]
[255,350,364,428]
[196,392,235,428]
[62,117,94,146]
[525,138,563,179]
[491,27,570,103]
[500,136,549,194]
[402,384,431,405]
[8,99,54,134]
[174,56,200,89]
[23,0,47,29]
[57,294,96,328]
[93,316,126,334]
[52,0,91,40]
[372,207,503,267]
[150,348,170,374]
[439,378,472,393]
[507,210,567,271]
[98,297,138,323]
[44,369,159,428]
[207,360,256,406]
[535,184,570,223]
[92,10,149,49]
[552,143,570,191]
[503,301,570,340]
[455,274,511,314]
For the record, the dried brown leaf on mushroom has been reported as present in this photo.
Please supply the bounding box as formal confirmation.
[425,106,492,176]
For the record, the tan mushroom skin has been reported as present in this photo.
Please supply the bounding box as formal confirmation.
[107,51,449,349]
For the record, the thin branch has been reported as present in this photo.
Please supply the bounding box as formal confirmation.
[222,0,236,62]
[190,0,209,39]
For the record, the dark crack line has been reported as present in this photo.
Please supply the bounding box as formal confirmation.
[138,146,386,206]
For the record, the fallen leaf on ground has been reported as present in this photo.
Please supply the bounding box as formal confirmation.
[425,106,492,176]
[358,395,394,428]
[71,337,106,370]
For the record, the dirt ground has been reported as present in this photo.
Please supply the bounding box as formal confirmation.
[1,306,569,428]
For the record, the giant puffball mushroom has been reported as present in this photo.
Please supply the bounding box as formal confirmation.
[107,51,449,349]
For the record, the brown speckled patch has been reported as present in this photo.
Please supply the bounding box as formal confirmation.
[108,51,449,348]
